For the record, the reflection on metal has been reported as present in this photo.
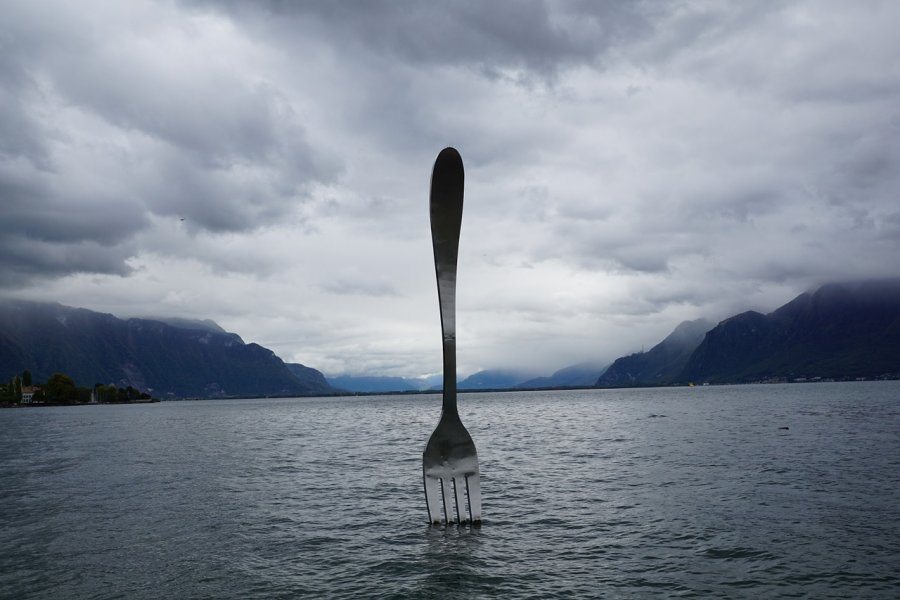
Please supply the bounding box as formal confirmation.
[422,147,482,526]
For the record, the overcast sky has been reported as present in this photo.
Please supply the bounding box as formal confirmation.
[2,0,899,378]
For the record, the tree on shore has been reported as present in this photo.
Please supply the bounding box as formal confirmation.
[95,384,116,403]
[45,373,77,404]
[3,371,153,404]
[0,382,14,403]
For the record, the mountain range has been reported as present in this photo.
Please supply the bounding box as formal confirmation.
[596,280,900,387]
[324,374,444,393]
[495,362,609,389]
[679,280,900,383]
[2,279,898,398]
[597,319,713,387]
[326,363,609,394]
[0,300,336,398]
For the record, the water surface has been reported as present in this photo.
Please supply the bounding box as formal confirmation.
[2,382,899,598]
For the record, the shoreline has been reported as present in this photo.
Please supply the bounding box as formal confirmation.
[4,377,896,406]
[1,398,160,409]
[164,376,900,401]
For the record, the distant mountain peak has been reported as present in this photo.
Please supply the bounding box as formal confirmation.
[518,361,609,389]
[663,318,715,344]
[597,318,714,387]
[143,316,230,335]
[458,369,541,390]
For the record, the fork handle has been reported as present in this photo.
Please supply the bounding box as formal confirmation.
[430,147,464,416]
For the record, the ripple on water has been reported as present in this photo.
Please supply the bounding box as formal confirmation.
[1,383,899,598]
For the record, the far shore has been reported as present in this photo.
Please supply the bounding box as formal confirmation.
[4,377,896,406]
[146,375,900,402]
[1,398,160,409]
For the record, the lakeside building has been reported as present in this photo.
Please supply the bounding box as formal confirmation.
[21,386,42,404]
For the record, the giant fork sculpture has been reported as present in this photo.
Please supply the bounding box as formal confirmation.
[422,147,482,525]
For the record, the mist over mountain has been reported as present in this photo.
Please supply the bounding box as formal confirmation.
[323,374,443,393]
[458,369,540,390]
[0,300,335,398]
[3,279,897,399]
[326,364,607,393]
[594,280,900,387]
[519,362,609,388]
[681,280,900,383]
[326,375,417,393]
[597,319,714,387]
[145,317,231,336]
[309,278,900,392]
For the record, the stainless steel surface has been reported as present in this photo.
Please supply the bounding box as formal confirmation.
[422,147,482,525]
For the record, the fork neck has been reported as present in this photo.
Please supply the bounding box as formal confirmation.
[442,336,459,416]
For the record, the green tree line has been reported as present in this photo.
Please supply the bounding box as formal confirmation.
[1,370,152,405]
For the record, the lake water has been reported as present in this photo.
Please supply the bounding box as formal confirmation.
[1,382,899,598]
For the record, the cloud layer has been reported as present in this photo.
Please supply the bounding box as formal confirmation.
[3,0,899,376]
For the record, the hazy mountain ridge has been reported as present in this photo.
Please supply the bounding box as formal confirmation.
[327,375,416,393]
[285,363,335,393]
[0,300,335,398]
[3,279,898,398]
[520,362,610,388]
[597,318,713,387]
[145,317,235,338]
[458,369,540,390]
[681,280,900,382]
[595,280,900,387]
[325,366,608,393]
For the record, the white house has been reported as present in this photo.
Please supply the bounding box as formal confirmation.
[21,386,41,403]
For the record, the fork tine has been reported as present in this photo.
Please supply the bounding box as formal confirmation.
[452,477,465,523]
[439,477,453,523]
[466,474,482,523]
[424,475,441,524]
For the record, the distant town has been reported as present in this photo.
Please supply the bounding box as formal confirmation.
[1,370,156,407]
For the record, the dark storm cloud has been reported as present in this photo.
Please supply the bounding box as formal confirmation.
[0,71,48,168]
[49,50,330,180]
[0,229,136,284]
[0,169,147,246]
[178,0,665,175]
[189,0,654,77]
[0,1,340,285]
